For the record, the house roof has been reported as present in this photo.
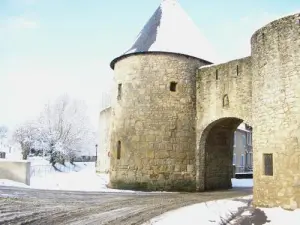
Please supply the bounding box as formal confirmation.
[110,0,218,69]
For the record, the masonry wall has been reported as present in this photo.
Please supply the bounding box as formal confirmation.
[109,53,209,191]
[195,57,253,190]
[97,107,111,173]
[0,160,31,185]
[251,13,300,209]
[105,11,300,210]
[196,57,253,125]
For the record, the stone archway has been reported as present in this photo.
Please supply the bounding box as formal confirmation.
[198,117,246,191]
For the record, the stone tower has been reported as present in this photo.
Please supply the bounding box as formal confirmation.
[251,14,300,209]
[108,0,217,190]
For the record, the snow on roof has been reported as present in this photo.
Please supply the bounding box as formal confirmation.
[111,0,219,68]
[237,123,252,132]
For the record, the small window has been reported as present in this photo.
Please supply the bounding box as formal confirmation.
[233,131,236,147]
[264,153,273,176]
[117,141,121,159]
[117,83,122,100]
[242,134,246,147]
[241,154,244,167]
[170,82,177,92]
[247,132,252,146]
[236,65,239,76]
[233,153,236,165]
[216,69,219,80]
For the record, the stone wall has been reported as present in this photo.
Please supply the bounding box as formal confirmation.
[106,10,300,209]
[0,159,31,185]
[97,107,112,173]
[109,53,209,191]
[196,57,253,190]
[196,57,253,126]
[251,13,300,209]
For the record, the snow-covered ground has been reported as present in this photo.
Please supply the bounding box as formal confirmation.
[143,195,300,225]
[1,157,137,192]
[1,156,254,192]
[30,163,113,192]
[257,207,300,225]
[0,179,29,188]
[232,178,253,187]
[143,195,253,225]
[1,157,299,224]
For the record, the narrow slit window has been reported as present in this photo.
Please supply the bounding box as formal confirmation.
[223,94,229,107]
[264,153,273,176]
[216,69,219,80]
[170,82,177,92]
[117,141,121,159]
[117,83,122,100]
[236,65,239,76]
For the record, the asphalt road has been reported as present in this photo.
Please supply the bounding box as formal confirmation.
[0,186,252,225]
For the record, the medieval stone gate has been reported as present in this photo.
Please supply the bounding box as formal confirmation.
[98,0,300,209]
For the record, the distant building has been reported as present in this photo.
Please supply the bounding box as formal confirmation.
[0,137,22,160]
[233,123,253,173]
[96,90,112,173]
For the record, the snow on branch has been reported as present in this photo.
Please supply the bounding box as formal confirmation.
[13,94,95,162]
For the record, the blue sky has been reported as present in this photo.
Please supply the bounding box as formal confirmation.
[0,0,300,129]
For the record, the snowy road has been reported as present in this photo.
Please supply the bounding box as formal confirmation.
[0,186,252,225]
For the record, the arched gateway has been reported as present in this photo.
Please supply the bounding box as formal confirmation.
[98,0,300,210]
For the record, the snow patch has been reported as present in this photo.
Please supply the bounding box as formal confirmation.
[143,197,250,225]
[232,178,253,187]
[259,207,300,225]
[0,161,135,193]
[0,179,29,188]
[143,194,300,225]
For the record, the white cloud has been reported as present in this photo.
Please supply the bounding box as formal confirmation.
[8,16,39,29]
[0,15,39,31]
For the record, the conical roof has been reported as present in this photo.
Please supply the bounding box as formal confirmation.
[111,0,218,69]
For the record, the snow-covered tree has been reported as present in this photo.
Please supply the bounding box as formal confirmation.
[13,121,39,159]
[0,125,8,140]
[12,95,95,164]
[37,94,94,164]
[0,125,8,153]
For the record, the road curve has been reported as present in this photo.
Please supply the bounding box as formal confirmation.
[0,186,252,225]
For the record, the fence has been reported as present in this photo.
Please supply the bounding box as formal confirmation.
[30,163,78,177]
[234,165,253,174]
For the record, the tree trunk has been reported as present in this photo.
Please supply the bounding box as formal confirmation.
[21,143,29,160]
